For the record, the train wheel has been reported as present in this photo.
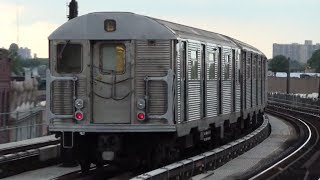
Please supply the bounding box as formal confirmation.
[149,144,166,169]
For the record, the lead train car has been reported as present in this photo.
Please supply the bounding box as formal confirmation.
[47,12,267,171]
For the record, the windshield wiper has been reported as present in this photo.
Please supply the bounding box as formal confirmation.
[58,40,70,59]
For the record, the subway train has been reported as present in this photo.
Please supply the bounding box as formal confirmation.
[46,12,267,172]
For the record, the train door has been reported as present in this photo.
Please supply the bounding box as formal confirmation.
[256,55,260,106]
[201,44,206,118]
[187,41,201,121]
[92,41,132,123]
[181,41,188,122]
[232,49,236,112]
[241,51,246,112]
[206,45,218,117]
[250,54,253,108]
[218,47,222,115]
[235,50,241,113]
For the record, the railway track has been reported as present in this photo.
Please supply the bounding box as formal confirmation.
[0,137,60,178]
[131,115,271,180]
[249,101,320,179]
[8,99,320,180]
[50,115,270,180]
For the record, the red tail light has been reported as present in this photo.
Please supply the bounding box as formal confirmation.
[137,112,145,121]
[75,111,83,121]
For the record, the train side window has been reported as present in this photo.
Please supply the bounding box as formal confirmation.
[208,53,216,79]
[224,54,230,80]
[247,57,251,79]
[57,44,82,73]
[100,44,125,74]
[190,50,198,80]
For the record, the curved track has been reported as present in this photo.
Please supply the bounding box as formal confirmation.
[131,116,270,180]
[50,115,270,180]
[251,102,320,179]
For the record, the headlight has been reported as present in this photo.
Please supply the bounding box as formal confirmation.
[137,99,146,109]
[75,99,84,109]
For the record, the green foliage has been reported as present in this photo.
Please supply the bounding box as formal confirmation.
[307,49,320,72]
[8,43,23,75]
[268,55,289,73]
[20,58,48,68]
[289,60,305,72]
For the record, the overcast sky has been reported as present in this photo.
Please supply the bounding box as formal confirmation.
[0,0,319,58]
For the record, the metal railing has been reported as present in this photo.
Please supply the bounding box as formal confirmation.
[0,108,47,144]
[268,92,320,109]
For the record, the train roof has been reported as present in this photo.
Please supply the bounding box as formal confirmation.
[49,12,264,55]
[49,12,176,40]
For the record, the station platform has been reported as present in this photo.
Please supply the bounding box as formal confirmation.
[193,114,297,180]
[0,135,57,152]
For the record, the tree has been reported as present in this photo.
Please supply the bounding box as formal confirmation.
[290,60,305,72]
[8,43,23,75]
[20,58,48,68]
[268,55,289,75]
[307,49,320,73]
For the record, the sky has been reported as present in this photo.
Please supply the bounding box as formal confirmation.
[0,0,319,58]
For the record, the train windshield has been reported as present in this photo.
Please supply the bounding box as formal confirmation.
[99,44,125,74]
[57,43,82,73]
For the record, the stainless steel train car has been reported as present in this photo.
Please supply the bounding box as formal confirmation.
[47,12,267,171]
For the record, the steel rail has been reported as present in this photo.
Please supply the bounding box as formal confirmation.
[250,108,312,179]
[131,116,270,180]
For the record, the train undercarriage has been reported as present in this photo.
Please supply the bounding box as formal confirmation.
[57,112,264,173]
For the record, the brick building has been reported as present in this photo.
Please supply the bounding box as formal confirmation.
[0,49,10,143]
[0,49,10,128]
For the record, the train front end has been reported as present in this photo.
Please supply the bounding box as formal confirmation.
[47,12,177,170]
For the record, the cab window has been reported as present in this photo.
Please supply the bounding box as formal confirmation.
[57,43,82,73]
[100,44,125,74]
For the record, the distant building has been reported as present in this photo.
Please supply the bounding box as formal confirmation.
[18,47,32,59]
[273,40,320,63]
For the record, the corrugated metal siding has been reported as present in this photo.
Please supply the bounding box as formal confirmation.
[176,43,182,123]
[51,80,74,115]
[235,51,241,112]
[257,58,261,106]
[262,59,267,104]
[252,57,257,106]
[222,48,232,115]
[222,81,232,114]
[187,42,201,121]
[51,77,86,116]
[77,77,87,98]
[252,83,256,107]
[236,85,241,112]
[246,54,252,109]
[188,81,201,121]
[135,40,171,116]
[206,45,218,117]
[206,81,218,117]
